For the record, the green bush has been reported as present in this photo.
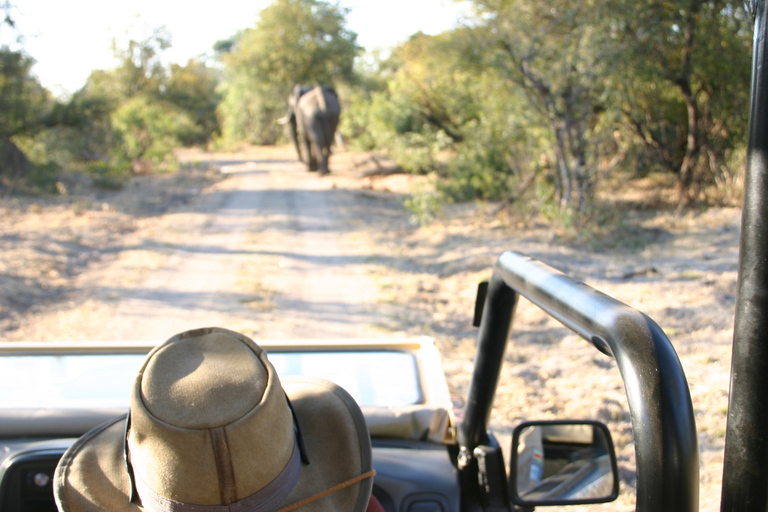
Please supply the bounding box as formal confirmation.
[110,96,195,172]
[84,160,131,190]
[440,135,514,201]
[403,183,445,226]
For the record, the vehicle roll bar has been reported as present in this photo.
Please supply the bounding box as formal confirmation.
[457,251,698,512]
[721,0,768,509]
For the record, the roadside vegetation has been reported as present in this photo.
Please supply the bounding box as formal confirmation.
[0,0,753,229]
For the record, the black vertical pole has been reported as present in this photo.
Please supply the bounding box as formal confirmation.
[721,0,768,509]
[457,272,518,451]
[457,272,518,453]
[456,273,517,512]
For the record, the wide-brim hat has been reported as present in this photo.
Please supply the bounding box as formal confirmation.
[54,327,374,512]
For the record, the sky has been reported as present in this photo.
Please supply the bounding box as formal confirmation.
[4,1,469,97]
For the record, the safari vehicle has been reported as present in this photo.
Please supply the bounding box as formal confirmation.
[4,2,768,512]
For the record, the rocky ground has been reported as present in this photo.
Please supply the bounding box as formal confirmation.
[0,145,742,511]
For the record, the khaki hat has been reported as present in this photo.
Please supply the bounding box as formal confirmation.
[54,327,374,512]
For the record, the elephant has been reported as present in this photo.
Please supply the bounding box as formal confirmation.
[278,84,341,175]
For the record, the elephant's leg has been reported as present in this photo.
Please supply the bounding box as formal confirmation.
[301,135,316,172]
[307,117,332,175]
[305,133,322,173]
[318,145,331,176]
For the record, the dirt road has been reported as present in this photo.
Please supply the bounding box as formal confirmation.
[1,147,404,341]
[0,145,745,511]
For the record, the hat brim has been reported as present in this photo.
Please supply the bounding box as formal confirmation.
[54,377,373,512]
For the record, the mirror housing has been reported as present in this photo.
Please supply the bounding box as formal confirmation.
[509,420,620,507]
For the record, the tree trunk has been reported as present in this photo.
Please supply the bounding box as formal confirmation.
[677,85,700,203]
[674,0,703,205]
[554,126,572,210]
[0,138,30,180]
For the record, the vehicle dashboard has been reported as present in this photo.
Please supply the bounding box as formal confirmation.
[0,338,459,512]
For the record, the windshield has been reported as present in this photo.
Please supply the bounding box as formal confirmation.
[0,350,422,409]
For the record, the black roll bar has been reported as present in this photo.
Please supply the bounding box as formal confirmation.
[457,251,699,512]
[721,0,768,510]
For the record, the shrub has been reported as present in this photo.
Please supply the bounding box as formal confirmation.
[110,96,195,172]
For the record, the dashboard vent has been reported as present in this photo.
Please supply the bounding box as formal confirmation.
[0,450,63,512]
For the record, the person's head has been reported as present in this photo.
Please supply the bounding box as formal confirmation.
[54,327,374,512]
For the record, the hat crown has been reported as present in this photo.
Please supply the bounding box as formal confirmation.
[141,334,266,428]
[129,329,295,506]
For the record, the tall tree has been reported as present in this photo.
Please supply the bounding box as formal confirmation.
[0,48,50,180]
[0,1,53,181]
[469,0,614,216]
[218,0,360,144]
[608,0,751,202]
[464,0,751,210]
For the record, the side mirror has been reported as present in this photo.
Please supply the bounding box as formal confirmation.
[510,420,620,507]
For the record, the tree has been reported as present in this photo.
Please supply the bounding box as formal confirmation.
[218,0,360,144]
[0,48,51,180]
[459,0,751,212]
[110,26,172,99]
[607,0,751,203]
[54,27,223,176]
[386,32,480,144]
[1,1,16,35]
[163,59,221,145]
[347,31,484,177]
[465,0,615,216]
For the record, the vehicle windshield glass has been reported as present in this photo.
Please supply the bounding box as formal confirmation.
[0,350,421,409]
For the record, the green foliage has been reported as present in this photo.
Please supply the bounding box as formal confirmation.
[603,0,751,197]
[109,26,171,99]
[246,0,358,86]
[474,0,616,216]
[0,15,221,188]
[0,46,56,186]
[164,59,222,145]
[45,28,222,179]
[360,89,455,174]
[218,77,283,144]
[440,138,514,202]
[345,0,751,221]
[84,160,131,190]
[338,86,378,149]
[351,28,553,205]
[50,82,116,163]
[345,32,484,175]
[441,74,550,203]
[403,183,444,226]
[110,96,195,172]
[218,0,360,145]
[0,0,753,218]
[384,32,481,143]
[0,48,50,138]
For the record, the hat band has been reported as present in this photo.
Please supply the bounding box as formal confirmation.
[135,438,302,512]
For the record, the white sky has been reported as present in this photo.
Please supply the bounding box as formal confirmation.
[4,1,469,97]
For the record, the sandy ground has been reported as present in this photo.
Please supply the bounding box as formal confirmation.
[0,145,742,511]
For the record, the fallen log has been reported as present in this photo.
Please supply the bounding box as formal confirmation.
[357,155,406,178]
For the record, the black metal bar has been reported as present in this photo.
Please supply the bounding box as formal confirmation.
[458,273,519,451]
[466,251,698,512]
[721,0,768,509]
